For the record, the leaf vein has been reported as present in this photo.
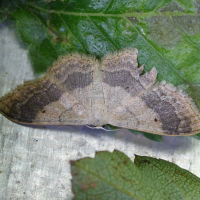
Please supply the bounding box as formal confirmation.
[27,2,200,18]
[59,14,88,53]
[152,0,166,13]
[88,16,117,50]
[101,0,114,13]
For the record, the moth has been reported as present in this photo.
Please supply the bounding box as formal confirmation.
[0,49,200,136]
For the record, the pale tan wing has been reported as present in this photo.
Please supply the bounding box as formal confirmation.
[102,49,157,111]
[0,54,95,125]
[102,49,200,135]
[107,82,200,135]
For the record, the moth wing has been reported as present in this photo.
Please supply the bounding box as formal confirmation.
[102,49,200,135]
[102,49,156,112]
[0,54,95,125]
[108,82,200,135]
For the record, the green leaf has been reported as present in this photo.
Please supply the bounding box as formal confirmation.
[195,132,200,138]
[71,150,200,200]
[4,0,200,133]
[0,0,26,23]
[130,130,162,142]
[141,132,162,142]
[29,38,58,73]
[105,124,119,130]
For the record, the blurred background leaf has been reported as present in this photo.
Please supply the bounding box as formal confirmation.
[0,0,26,23]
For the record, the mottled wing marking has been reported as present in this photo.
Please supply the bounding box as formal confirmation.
[0,55,95,124]
[102,49,200,135]
[108,81,200,135]
[34,91,90,125]
[48,55,95,112]
[0,79,63,123]
[144,82,200,135]
[102,49,157,111]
